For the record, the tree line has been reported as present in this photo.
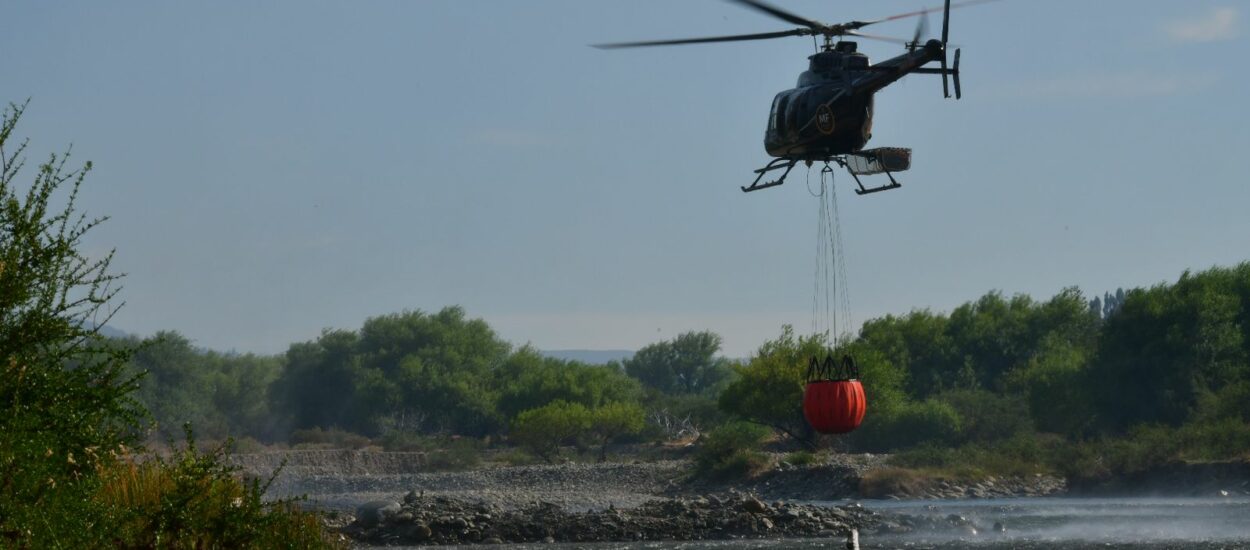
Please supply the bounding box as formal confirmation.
[124,263,1250,470]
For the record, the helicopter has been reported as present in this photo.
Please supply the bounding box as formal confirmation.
[596,0,989,194]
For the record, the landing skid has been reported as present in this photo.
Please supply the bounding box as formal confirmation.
[742,148,911,195]
[741,158,798,193]
[845,162,902,195]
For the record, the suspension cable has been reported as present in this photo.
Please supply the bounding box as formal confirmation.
[811,163,852,351]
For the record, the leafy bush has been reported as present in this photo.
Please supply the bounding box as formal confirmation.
[936,388,1032,443]
[890,433,1062,478]
[783,450,826,467]
[0,103,333,546]
[510,401,593,462]
[0,101,144,545]
[641,391,728,441]
[96,430,338,548]
[496,448,542,466]
[693,422,771,479]
[424,438,483,471]
[589,402,646,461]
[717,327,827,443]
[854,399,962,451]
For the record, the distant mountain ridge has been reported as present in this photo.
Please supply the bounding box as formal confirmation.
[540,349,634,365]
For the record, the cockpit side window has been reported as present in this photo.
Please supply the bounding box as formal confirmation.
[775,95,791,134]
[770,95,783,131]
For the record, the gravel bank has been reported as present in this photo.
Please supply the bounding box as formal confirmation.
[342,492,883,545]
[236,454,690,512]
[234,451,1068,511]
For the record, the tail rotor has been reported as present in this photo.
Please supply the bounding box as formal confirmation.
[952,48,962,99]
[938,0,961,100]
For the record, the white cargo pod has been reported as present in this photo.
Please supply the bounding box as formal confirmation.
[845,147,911,176]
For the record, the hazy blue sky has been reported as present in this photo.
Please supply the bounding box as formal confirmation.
[3,1,1246,357]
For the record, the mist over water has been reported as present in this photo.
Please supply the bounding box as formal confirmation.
[859,496,1250,548]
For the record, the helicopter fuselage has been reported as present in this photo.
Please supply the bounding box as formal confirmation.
[764,39,943,160]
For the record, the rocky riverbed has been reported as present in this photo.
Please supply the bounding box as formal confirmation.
[233,450,1068,512]
[340,491,886,545]
[225,451,1250,547]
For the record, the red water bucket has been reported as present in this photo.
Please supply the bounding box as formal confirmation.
[803,379,866,434]
[803,353,867,434]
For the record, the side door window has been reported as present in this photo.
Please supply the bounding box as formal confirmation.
[776,95,791,134]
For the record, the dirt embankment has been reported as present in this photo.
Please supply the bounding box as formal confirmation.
[230,449,437,477]
[231,450,1073,508]
[232,451,690,511]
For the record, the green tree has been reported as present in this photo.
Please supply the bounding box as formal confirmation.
[510,401,593,463]
[128,332,225,438]
[934,388,1031,443]
[625,331,731,394]
[719,326,908,447]
[852,399,962,451]
[0,101,143,544]
[859,309,951,397]
[495,346,642,421]
[208,351,284,439]
[269,329,364,432]
[270,307,511,436]
[589,402,645,461]
[1003,333,1095,436]
[1088,265,1250,431]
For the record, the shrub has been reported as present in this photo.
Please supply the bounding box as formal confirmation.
[859,467,938,498]
[783,450,826,467]
[496,448,541,466]
[589,402,646,461]
[890,433,1062,478]
[693,422,771,479]
[0,101,144,545]
[642,391,727,441]
[289,427,371,450]
[425,438,483,472]
[96,429,339,548]
[510,401,593,463]
[936,388,1032,443]
[854,399,962,451]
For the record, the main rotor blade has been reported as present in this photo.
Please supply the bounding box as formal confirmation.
[726,0,826,30]
[912,12,930,44]
[855,0,1000,30]
[593,29,806,49]
[846,30,912,46]
[942,0,951,45]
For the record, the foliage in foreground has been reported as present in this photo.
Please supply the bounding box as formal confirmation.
[96,430,339,548]
[0,102,334,547]
[0,100,142,544]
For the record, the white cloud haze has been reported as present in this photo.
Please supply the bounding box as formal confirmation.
[1165,7,1239,43]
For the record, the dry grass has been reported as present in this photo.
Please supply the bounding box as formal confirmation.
[858,467,963,498]
[93,445,342,549]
